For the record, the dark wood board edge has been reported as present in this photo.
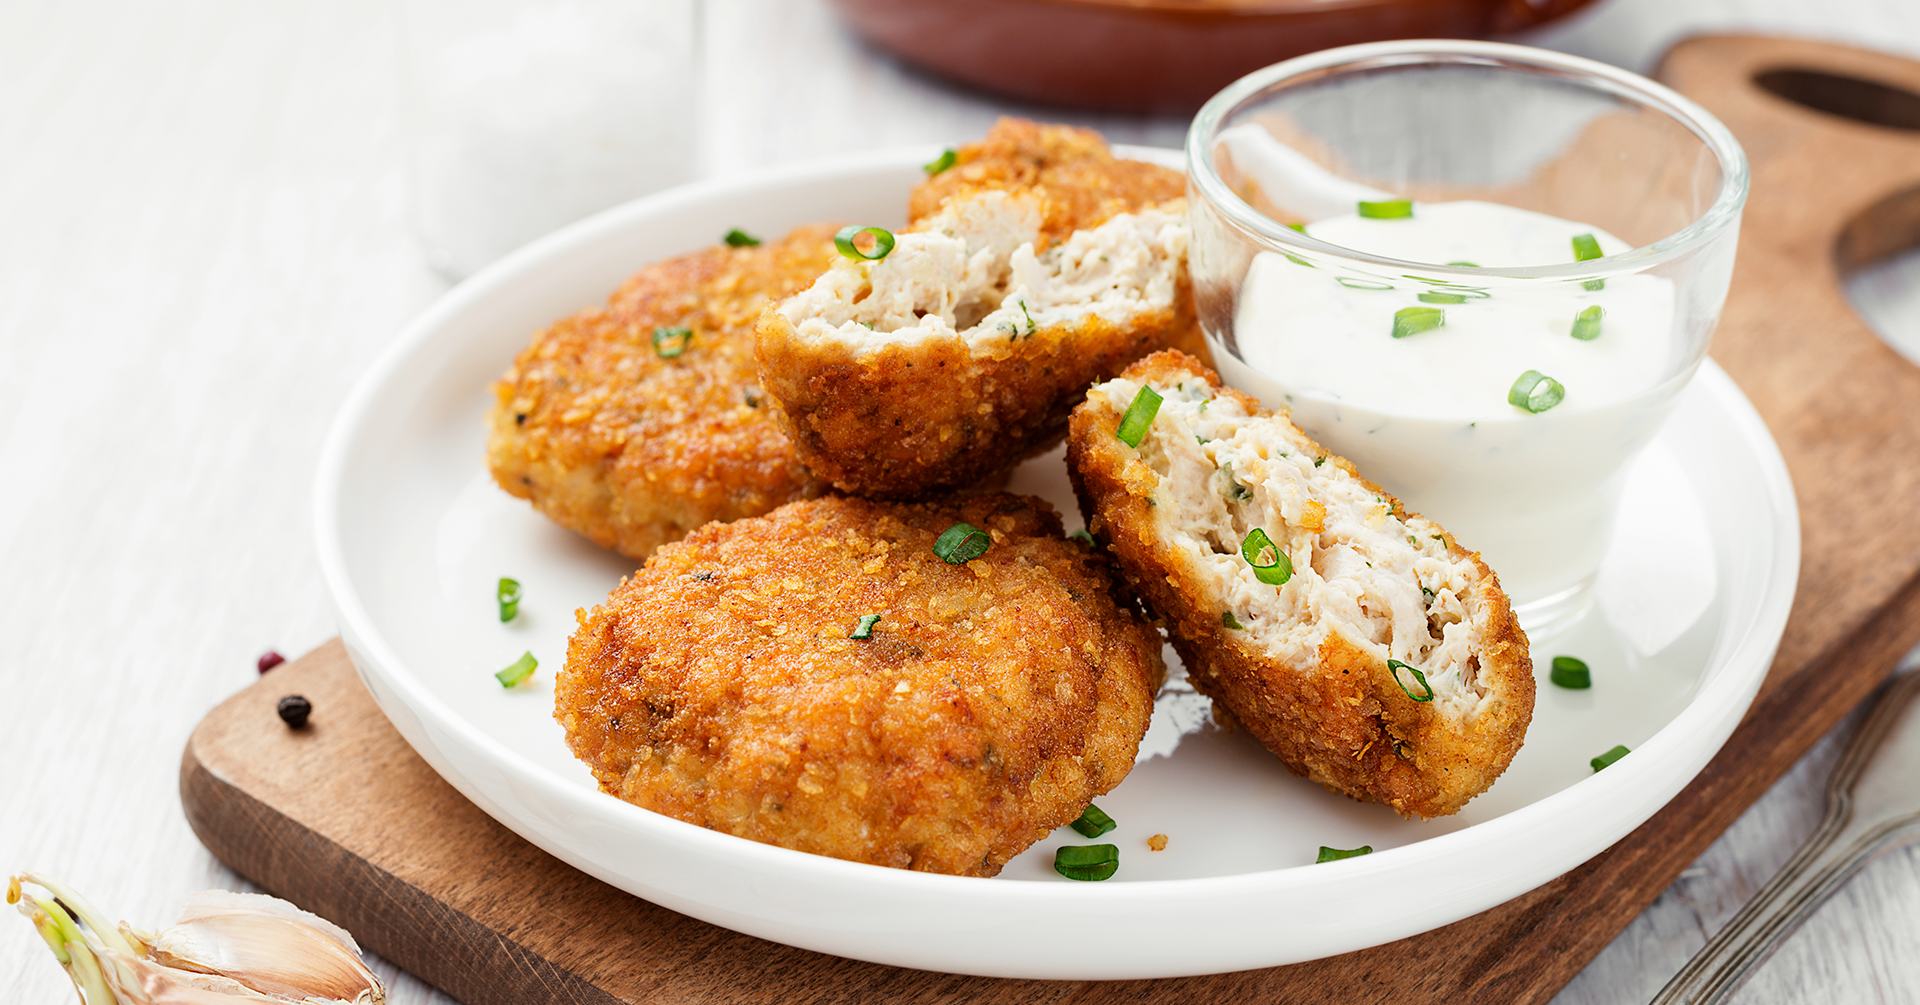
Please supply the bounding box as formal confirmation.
[179,676,621,1005]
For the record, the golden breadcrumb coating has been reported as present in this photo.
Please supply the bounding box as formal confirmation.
[755,118,1210,499]
[488,224,841,560]
[555,493,1164,876]
[1068,351,1533,819]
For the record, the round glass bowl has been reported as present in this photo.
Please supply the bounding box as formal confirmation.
[1185,40,1749,635]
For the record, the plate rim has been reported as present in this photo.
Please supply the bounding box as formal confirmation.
[313,146,1800,977]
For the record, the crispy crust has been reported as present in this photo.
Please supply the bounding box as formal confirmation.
[487,224,841,560]
[1066,351,1533,818]
[555,493,1164,876]
[755,118,1210,500]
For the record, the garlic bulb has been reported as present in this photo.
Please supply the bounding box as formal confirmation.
[9,873,385,1005]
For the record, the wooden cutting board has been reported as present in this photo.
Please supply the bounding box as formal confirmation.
[180,36,1920,1004]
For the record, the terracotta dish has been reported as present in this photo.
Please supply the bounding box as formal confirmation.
[828,0,1604,113]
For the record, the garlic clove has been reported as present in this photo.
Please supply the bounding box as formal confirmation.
[146,908,382,1004]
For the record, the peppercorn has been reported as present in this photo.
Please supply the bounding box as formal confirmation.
[257,651,286,673]
[277,695,312,728]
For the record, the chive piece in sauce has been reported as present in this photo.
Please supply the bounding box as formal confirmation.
[651,326,693,358]
[1317,845,1373,863]
[1571,305,1605,341]
[1336,277,1394,291]
[1418,291,1468,305]
[1508,370,1565,413]
[723,228,761,247]
[1358,199,1412,219]
[923,149,957,175]
[1392,306,1446,340]
[1115,385,1163,447]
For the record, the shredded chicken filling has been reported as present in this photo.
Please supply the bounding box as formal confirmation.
[1096,376,1495,721]
[780,190,1187,347]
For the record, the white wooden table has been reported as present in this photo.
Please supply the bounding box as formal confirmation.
[2,1,1917,1002]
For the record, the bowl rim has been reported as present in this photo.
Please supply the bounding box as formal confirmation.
[1185,39,1752,282]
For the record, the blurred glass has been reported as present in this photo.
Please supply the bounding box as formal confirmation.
[398,0,699,280]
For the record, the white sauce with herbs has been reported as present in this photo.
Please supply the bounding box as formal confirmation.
[1222,200,1689,609]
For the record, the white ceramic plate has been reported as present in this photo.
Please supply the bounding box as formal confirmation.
[315,148,1799,980]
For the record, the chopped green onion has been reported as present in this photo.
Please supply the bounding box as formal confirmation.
[1418,292,1468,305]
[1221,610,1245,630]
[1115,385,1163,447]
[933,522,991,565]
[723,228,761,247]
[1358,199,1412,219]
[1571,305,1604,341]
[1551,655,1592,689]
[1447,260,1480,267]
[1070,804,1117,838]
[1317,845,1373,863]
[1508,370,1565,413]
[1070,529,1095,547]
[652,326,693,358]
[1392,307,1446,340]
[1283,252,1314,268]
[1240,528,1292,586]
[1313,456,1325,467]
[497,577,522,623]
[1388,659,1434,702]
[1286,221,1308,233]
[1053,844,1119,881]
[495,651,538,688]
[1591,744,1629,771]
[834,225,896,261]
[850,614,882,639]
[1336,277,1394,291]
[923,148,957,175]
[1572,233,1605,290]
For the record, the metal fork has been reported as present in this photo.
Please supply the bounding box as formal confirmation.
[1652,666,1920,1004]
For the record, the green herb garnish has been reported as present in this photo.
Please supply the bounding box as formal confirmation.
[1392,307,1446,340]
[933,522,991,565]
[1387,659,1434,702]
[1054,844,1119,881]
[1550,655,1591,689]
[651,326,693,358]
[497,577,522,623]
[834,225,896,261]
[1222,611,1245,630]
[1317,845,1373,863]
[1336,277,1394,291]
[1572,233,1605,290]
[1418,292,1468,305]
[495,652,538,688]
[723,228,761,247]
[1591,744,1630,771]
[1571,305,1604,341]
[923,148,958,175]
[1358,200,1412,219]
[1070,529,1095,547]
[1070,804,1117,838]
[1240,528,1292,586]
[850,614,882,640]
[1287,221,1308,233]
[1508,370,1565,413]
[1115,385,1163,448]
[1447,260,1480,267]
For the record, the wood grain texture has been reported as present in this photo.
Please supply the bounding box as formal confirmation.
[7,1,1920,1003]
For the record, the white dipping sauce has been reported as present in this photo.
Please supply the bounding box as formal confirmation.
[1218,200,1688,610]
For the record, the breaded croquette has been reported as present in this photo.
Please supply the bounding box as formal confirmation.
[487,224,841,560]
[755,119,1208,499]
[554,493,1164,876]
[1067,351,1533,819]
